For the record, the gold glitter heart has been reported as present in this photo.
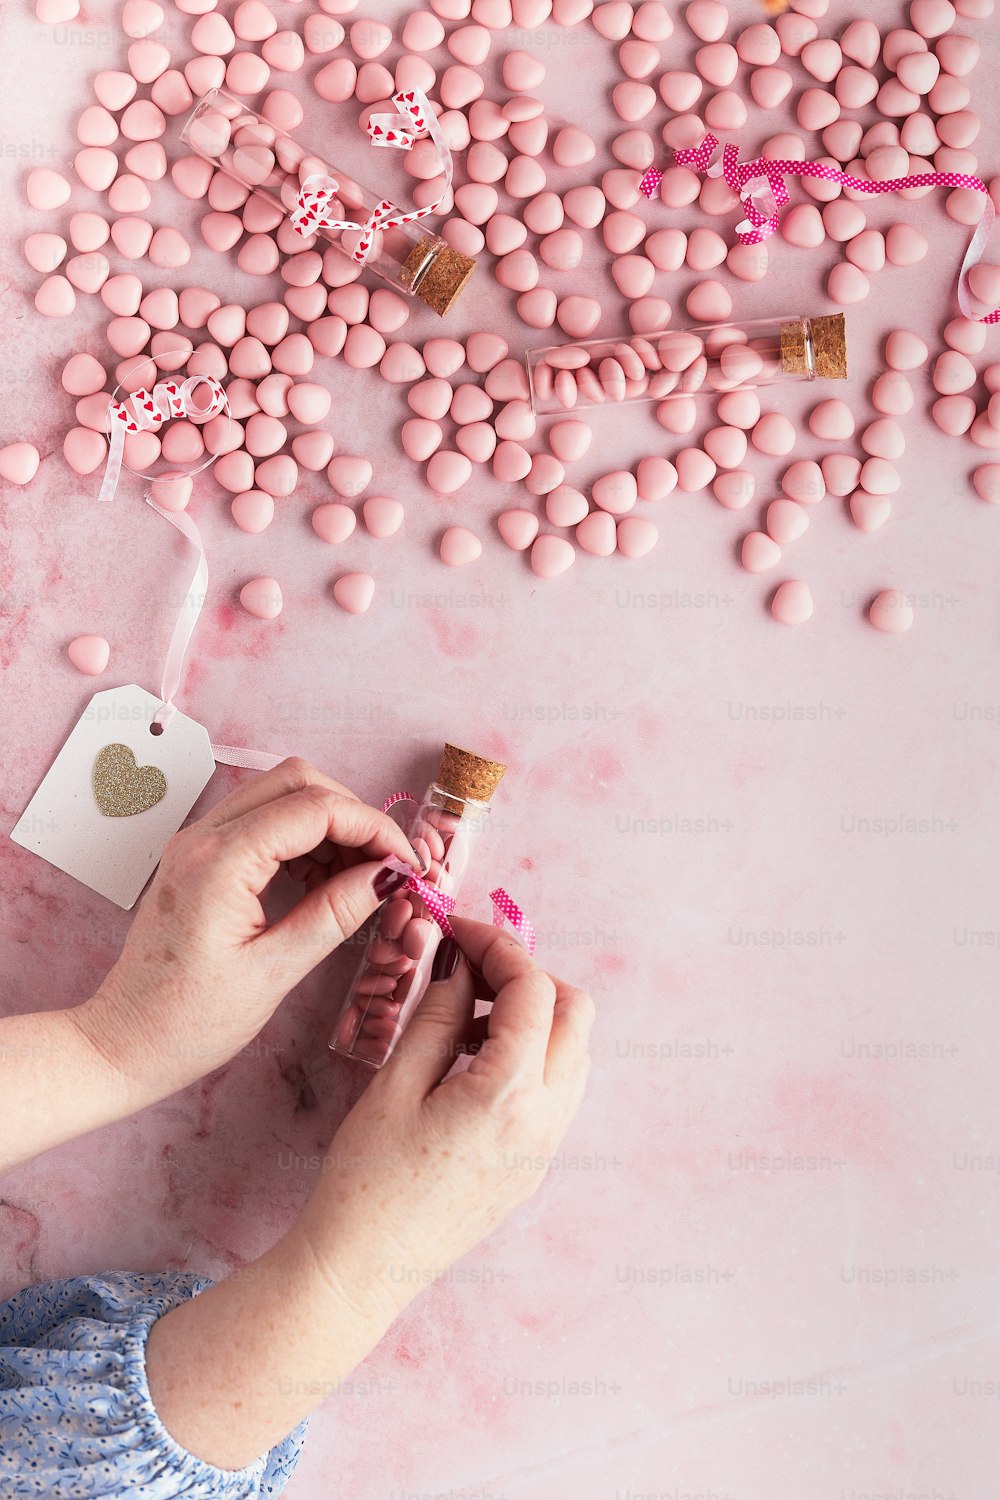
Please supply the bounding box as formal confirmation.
[93,743,167,818]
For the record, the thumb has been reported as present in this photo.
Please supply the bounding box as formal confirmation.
[384,938,477,1097]
[262,860,388,987]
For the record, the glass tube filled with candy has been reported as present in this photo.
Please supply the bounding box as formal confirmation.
[525,313,847,414]
[331,744,506,1068]
[181,88,476,315]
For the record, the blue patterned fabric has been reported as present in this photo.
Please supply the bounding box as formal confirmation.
[0,1271,306,1498]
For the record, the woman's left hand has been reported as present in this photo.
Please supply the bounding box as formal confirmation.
[78,757,419,1099]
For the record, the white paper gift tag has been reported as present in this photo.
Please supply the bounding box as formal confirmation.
[11,684,216,909]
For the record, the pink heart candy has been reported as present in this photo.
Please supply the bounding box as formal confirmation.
[332,572,375,615]
[67,635,110,676]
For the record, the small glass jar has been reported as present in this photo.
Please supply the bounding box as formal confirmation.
[525,313,848,414]
[180,88,476,315]
[331,780,492,1068]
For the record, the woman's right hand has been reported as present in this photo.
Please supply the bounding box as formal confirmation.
[145,918,595,1471]
[297,917,596,1313]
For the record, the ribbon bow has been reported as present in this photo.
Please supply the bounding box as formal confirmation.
[289,87,452,267]
[669,135,816,244]
[380,793,536,953]
[99,374,228,503]
[641,133,1000,325]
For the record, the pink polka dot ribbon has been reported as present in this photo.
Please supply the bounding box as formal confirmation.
[380,794,533,949]
[98,375,227,503]
[289,87,453,266]
[488,886,536,955]
[639,165,663,199]
[643,133,1000,325]
[407,872,459,934]
[381,790,417,815]
[376,845,460,937]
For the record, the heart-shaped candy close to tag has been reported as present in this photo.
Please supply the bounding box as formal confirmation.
[93,742,167,817]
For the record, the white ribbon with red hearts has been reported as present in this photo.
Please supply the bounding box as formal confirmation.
[98,375,228,503]
[289,87,452,266]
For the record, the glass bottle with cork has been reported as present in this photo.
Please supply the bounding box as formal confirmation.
[526,312,848,413]
[181,88,476,316]
[331,744,506,1068]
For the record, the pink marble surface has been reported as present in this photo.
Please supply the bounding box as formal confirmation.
[2,2,1000,1497]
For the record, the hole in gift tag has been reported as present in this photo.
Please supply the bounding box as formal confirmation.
[149,721,164,736]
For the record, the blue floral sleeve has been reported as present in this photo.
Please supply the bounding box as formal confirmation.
[0,1271,307,1498]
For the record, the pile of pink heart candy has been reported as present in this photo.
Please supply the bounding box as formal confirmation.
[3,0,999,663]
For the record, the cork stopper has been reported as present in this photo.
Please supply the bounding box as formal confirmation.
[779,318,809,376]
[779,313,847,380]
[403,239,476,316]
[810,312,848,379]
[436,742,506,812]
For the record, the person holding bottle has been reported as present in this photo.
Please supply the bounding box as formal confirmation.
[0,758,594,1498]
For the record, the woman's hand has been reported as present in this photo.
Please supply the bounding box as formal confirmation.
[146,918,595,1469]
[78,757,420,1100]
[297,915,596,1317]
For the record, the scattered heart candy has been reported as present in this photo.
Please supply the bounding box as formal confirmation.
[239,576,283,620]
[312,503,357,544]
[740,531,781,574]
[149,473,194,512]
[333,572,375,614]
[12,0,999,645]
[869,588,914,634]
[771,580,814,626]
[67,635,110,675]
[363,496,404,538]
[439,525,483,566]
[232,490,275,533]
[530,534,575,578]
[0,443,40,485]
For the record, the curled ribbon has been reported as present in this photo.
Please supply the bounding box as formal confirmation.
[488,886,536,955]
[289,87,452,266]
[380,794,535,952]
[99,375,228,503]
[642,134,1000,325]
